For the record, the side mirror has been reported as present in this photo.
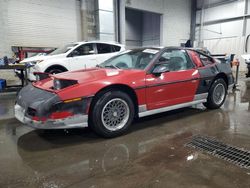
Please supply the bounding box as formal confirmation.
[152,64,169,76]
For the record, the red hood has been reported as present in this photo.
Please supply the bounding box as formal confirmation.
[53,68,124,83]
[33,68,146,95]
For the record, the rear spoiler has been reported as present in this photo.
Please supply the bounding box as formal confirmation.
[211,54,235,64]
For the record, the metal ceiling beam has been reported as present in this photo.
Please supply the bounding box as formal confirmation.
[196,0,238,10]
[196,14,250,27]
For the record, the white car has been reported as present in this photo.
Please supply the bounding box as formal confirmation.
[21,41,125,80]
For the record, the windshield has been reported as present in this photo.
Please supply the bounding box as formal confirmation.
[99,48,159,70]
[49,43,78,55]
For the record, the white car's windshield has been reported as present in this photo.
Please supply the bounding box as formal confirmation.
[49,43,78,55]
[99,48,160,70]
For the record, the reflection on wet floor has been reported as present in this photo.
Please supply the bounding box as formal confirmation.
[0,79,250,187]
[0,94,15,120]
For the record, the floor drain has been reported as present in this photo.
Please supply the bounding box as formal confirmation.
[186,135,250,169]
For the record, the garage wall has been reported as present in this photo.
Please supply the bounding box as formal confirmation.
[125,9,143,47]
[125,8,161,48]
[196,1,245,24]
[142,12,161,47]
[195,0,250,71]
[0,0,81,57]
[0,1,8,57]
[162,0,192,46]
[124,0,192,46]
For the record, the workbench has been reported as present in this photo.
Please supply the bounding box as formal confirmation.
[0,64,28,93]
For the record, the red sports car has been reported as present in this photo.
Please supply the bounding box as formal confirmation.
[15,47,234,137]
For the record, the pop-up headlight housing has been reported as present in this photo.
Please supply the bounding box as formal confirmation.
[53,78,78,90]
[34,72,51,81]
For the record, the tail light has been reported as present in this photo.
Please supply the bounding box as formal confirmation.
[53,79,78,90]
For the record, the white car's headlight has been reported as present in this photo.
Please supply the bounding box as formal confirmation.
[26,60,44,67]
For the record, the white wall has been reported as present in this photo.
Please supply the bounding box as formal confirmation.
[0,0,81,57]
[196,1,245,24]
[162,0,192,46]
[0,0,9,57]
[195,0,250,71]
[125,0,192,46]
[196,20,243,40]
[0,0,192,57]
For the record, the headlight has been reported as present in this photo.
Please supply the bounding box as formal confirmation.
[26,60,44,67]
[53,79,61,90]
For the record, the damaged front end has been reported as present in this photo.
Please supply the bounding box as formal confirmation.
[15,84,91,129]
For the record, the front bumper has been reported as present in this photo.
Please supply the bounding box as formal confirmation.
[15,104,88,129]
[27,67,36,81]
[15,84,91,129]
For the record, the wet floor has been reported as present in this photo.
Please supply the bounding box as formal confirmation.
[0,79,250,188]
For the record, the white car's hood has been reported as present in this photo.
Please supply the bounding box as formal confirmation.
[21,54,65,63]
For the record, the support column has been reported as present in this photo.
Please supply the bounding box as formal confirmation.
[198,2,205,47]
[80,0,97,40]
[242,0,248,37]
[190,0,197,47]
[118,0,126,44]
[96,0,115,41]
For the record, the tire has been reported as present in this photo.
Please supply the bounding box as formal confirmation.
[90,90,135,138]
[45,66,67,74]
[203,78,227,109]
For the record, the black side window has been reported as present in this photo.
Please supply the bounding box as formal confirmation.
[199,54,214,65]
[97,43,113,54]
[158,50,194,72]
[73,44,94,56]
[112,45,121,52]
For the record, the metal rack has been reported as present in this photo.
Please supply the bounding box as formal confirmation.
[0,65,28,93]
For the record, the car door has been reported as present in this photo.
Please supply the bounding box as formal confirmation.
[145,49,200,110]
[95,43,121,64]
[68,43,98,70]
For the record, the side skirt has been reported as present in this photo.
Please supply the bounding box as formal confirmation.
[138,93,208,118]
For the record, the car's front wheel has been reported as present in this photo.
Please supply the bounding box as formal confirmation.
[45,66,67,74]
[204,78,227,109]
[90,90,135,138]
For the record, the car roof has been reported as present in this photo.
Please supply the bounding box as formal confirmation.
[126,46,163,51]
[74,41,124,46]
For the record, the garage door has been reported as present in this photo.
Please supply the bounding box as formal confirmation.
[0,0,81,56]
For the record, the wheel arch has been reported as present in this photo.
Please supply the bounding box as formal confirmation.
[44,64,68,73]
[90,84,139,117]
[212,72,228,88]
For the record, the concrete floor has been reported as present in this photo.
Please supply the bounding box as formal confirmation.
[0,78,250,188]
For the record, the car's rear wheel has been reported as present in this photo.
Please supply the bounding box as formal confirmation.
[90,90,135,138]
[203,78,227,109]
